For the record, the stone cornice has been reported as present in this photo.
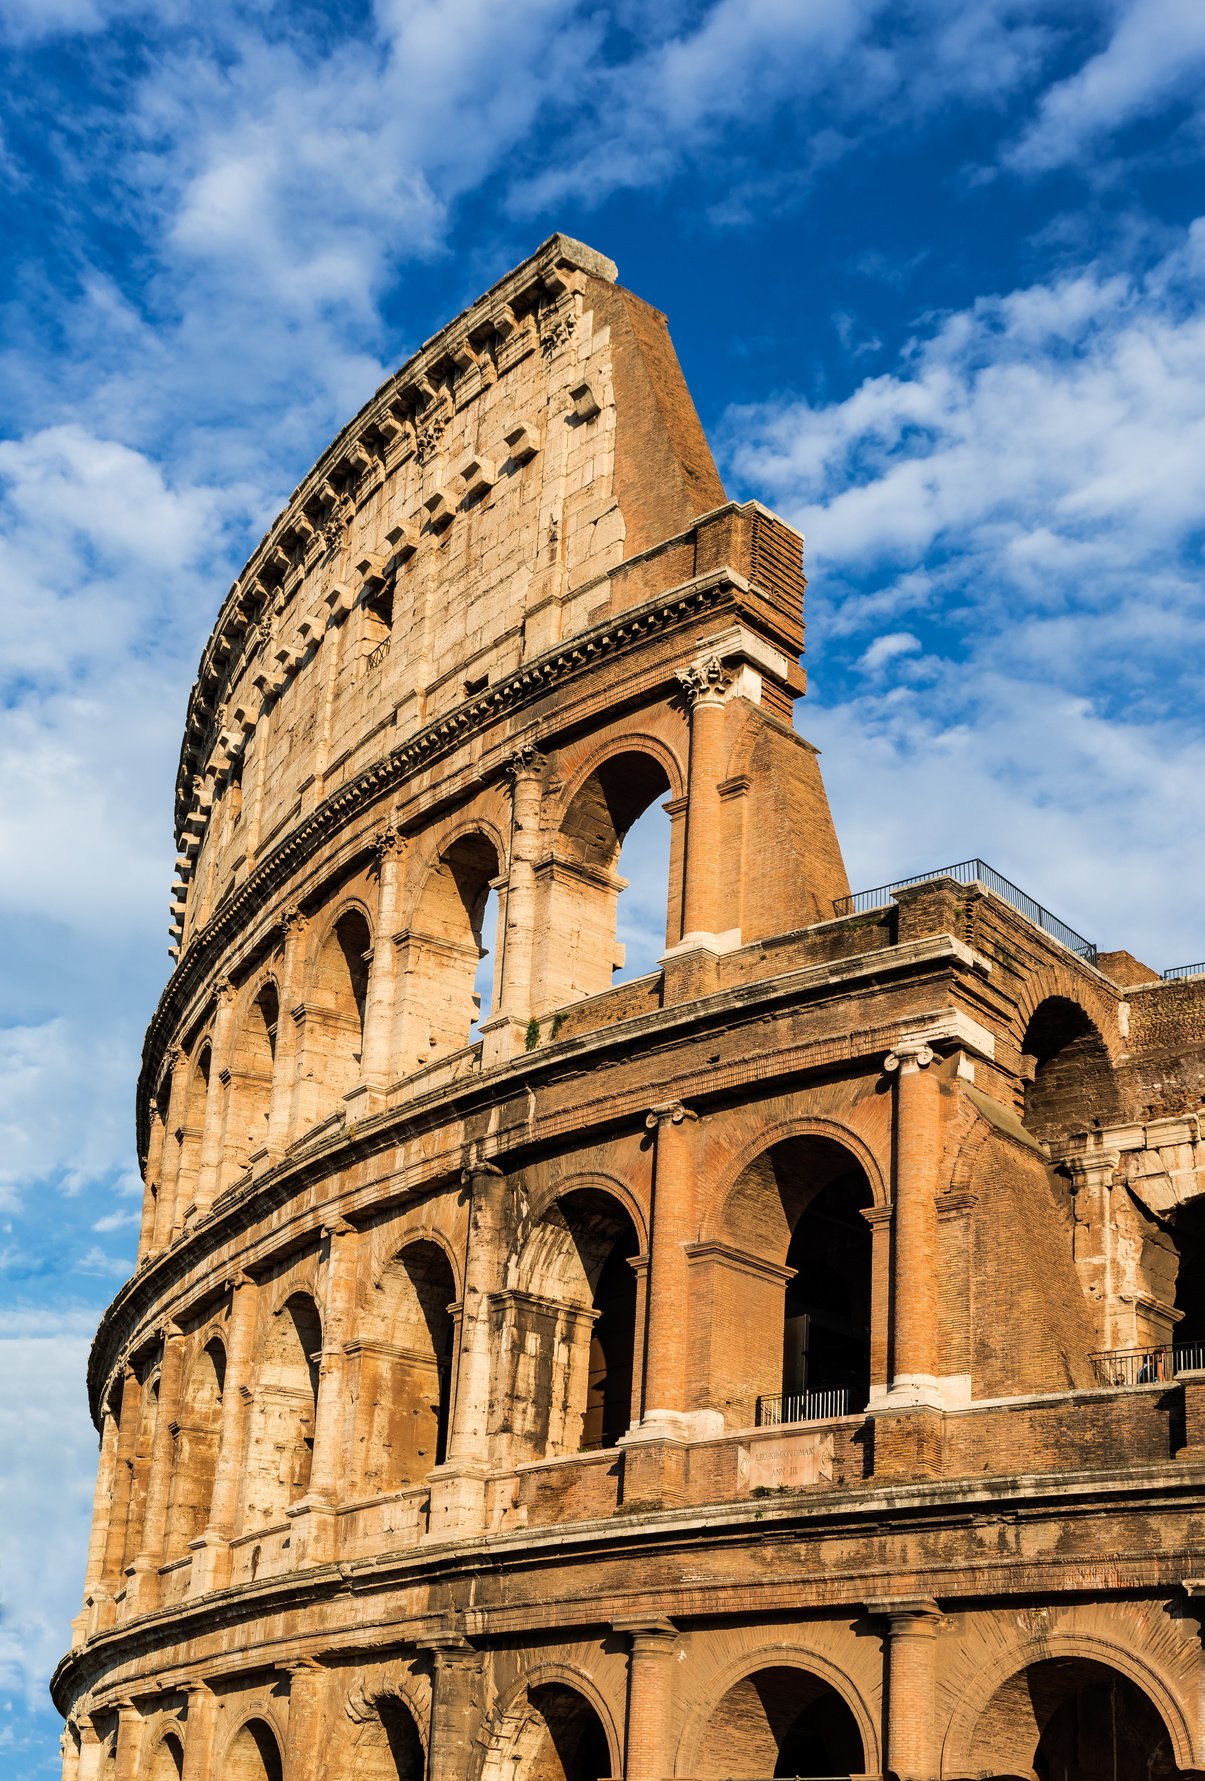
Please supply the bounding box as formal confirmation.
[176,235,616,838]
[141,569,747,1156]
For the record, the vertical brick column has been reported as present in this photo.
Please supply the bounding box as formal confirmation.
[99,1367,141,1615]
[428,1166,510,1536]
[190,1272,257,1594]
[883,1040,944,1410]
[127,1323,186,1611]
[614,1618,677,1781]
[179,1684,216,1781]
[151,1050,188,1249]
[358,828,405,1090]
[420,1637,482,1781]
[487,742,545,1063]
[268,909,309,1156]
[291,1220,358,1562]
[195,979,237,1215]
[676,658,731,946]
[872,1596,942,1781]
[282,1661,327,1780]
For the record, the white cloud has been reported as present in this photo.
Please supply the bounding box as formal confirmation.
[1009,0,1205,173]
[858,630,922,673]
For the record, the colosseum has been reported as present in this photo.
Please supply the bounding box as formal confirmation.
[53,235,1205,1780]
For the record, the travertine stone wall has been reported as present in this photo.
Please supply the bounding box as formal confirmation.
[55,240,1205,1781]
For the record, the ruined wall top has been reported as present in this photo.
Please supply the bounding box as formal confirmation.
[169,234,754,956]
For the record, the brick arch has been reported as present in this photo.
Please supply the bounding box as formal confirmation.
[523,1169,649,1254]
[478,1659,622,1781]
[940,1631,1196,1774]
[1009,959,1124,1064]
[714,1113,890,1232]
[550,725,686,818]
[675,1642,879,1776]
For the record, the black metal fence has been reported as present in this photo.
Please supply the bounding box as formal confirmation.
[756,1387,853,1426]
[1162,962,1205,982]
[1090,1342,1205,1387]
[833,858,1097,965]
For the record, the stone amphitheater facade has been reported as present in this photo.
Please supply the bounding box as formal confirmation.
[53,236,1205,1781]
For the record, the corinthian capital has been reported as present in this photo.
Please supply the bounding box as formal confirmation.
[505,739,546,782]
[676,655,732,707]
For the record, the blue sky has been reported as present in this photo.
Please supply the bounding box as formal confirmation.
[2,0,1205,1772]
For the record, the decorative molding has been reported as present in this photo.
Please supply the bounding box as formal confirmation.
[676,654,732,707]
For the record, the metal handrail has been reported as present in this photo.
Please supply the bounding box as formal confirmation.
[1090,1342,1205,1387]
[756,1387,853,1426]
[1162,962,1205,981]
[833,858,1097,964]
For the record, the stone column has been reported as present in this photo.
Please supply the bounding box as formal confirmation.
[190,1272,257,1594]
[290,1220,359,1563]
[428,1166,510,1537]
[195,979,238,1215]
[1067,1151,1123,1350]
[621,1104,697,1508]
[614,1618,677,1781]
[267,909,309,1156]
[357,828,405,1093]
[179,1684,216,1781]
[485,743,545,1065]
[420,1636,482,1781]
[112,1701,141,1781]
[883,1040,944,1409]
[137,1085,172,1260]
[151,1050,188,1250]
[676,657,731,946]
[74,1720,103,1781]
[872,1596,942,1781]
[100,1367,141,1612]
[81,1401,120,1624]
[127,1323,186,1612]
[282,1661,327,1780]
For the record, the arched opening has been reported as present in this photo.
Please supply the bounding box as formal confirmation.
[613,795,672,984]
[968,1655,1177,1780]
[243,1293,321,1527]
[397,833,501,1072]
[300,908,372,1119]
[120,1359,160,1572]
[498,1683,611,1781]
[515,1188,640,1461]
[224,982,279,1184]
[1022,997,1120,1147]
[472,882,500,1040]
[361,1241,456,1495]
[351,1696,425,1781]
[535,751,674,1011]
[166,1336,226,1556]
[694,1665,865,1779]
[1171,1197,1205,1365]
[223,1718,284,1781]
[147,1732,184,1781]
[720,1136,875,1427]
[174,1042,212,1225]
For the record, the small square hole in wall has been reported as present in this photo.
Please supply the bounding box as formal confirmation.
[465,673,489,696]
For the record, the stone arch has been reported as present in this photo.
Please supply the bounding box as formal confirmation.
[172,1038,213,1226]
[347,1691,426,1780]
[165,1329,227,1555]
[676,1646,875,1779]
[396,826,503,1073]
[222,975,281,1185]
[1011,960,1124,1068]
[1021,993,1122,1147]
[510,1185,642,1458]
[217,1712,285,1781]
[524,1169,649,1255]
[715,1113,890,1219]
[358,1237,458,1494]
[480,1663,620,1781]
[941,1631,1195,1776]
[297,901,373,1118]
[533,740,681,1011]
[242,1290,321,1527]
[711,1125,879,1426]
[144,1724,185,1781]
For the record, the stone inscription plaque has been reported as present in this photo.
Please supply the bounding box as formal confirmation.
[737,1432,835,1492]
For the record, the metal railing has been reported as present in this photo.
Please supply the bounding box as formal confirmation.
[365,636,390,672]
[833,857,1097,965]
[756,1387,853,1427]
[1162,962,1205,981]
[1090,1342,1205,1387]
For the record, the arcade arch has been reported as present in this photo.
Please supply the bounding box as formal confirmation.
[242,1293,321,1527]
[483,1681,613,1781]
[222,981,279,1186]
[146,1730,184,1781]
[359,1240,456,1495]
[964,1654,1179,1780]
[690,1662,866,1779]
[221,1718,283,1781]
[349,1696,425,1781]
[298,908,372,1119]
[397,831,501,1072]
[165,1335,226,1556]
[1022,996,1120,1147]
